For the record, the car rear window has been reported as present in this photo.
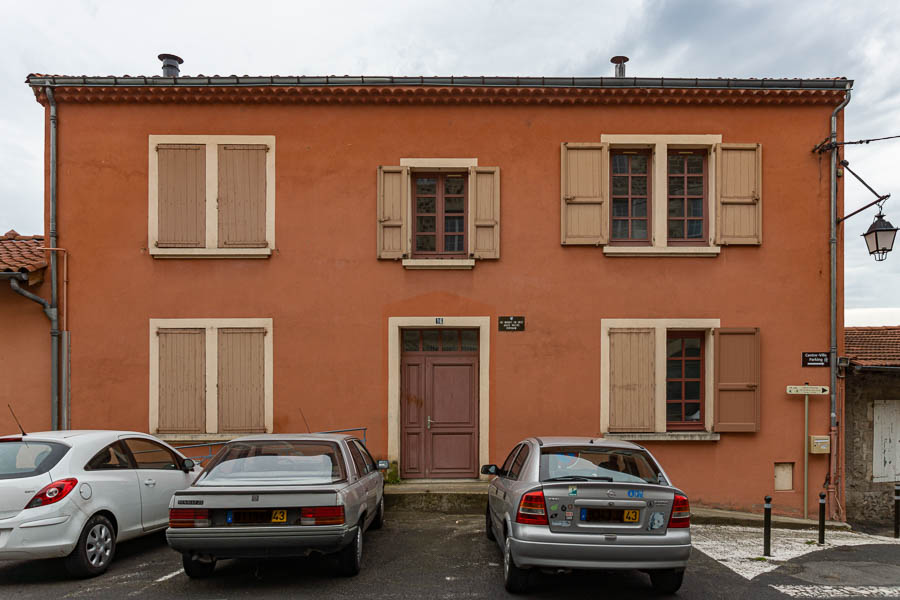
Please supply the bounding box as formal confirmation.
[0,440,69,480]
[539,446,662,485]
[197,441,347,485]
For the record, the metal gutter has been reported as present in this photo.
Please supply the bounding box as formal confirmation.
[25,75,853,91]
[0,272,50,312]
[828,83,852,521]
[46,87,61,431]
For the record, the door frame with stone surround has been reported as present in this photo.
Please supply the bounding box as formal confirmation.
[388,316,490,480]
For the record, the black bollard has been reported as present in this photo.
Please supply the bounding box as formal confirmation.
[894,483,899,539]
[818,492,826,544]
[764,495,772,556]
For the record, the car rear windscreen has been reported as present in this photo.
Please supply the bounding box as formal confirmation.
[540,446,663,485]
[197,441,347,485]
[0,440,69,480]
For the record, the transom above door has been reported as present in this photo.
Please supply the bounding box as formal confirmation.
[401,329,479,479]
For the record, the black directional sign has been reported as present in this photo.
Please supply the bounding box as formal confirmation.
[802,352,829,367]
[498,316,525,332]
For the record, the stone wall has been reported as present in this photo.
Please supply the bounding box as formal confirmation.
[844,369,900,525]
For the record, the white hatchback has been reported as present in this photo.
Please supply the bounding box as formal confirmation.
[0,430,197,576]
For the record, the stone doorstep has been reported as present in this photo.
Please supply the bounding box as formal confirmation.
[384,483,854,529]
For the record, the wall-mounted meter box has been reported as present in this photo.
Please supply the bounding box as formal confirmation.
[809,435,830,454]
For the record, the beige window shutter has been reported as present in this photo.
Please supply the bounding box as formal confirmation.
[608,328,655,432]
[713,327,761,432]
[468,166,501,259]
[217,328,266,433]
[157,144,206,248]
[157,328,206,434]
[217,144,268,248]
[377,166,409,259]
[560,142,609,245]
[715,143,762,245]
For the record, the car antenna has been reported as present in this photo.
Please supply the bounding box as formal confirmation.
[7,404,27,437]
[298,407,312,433]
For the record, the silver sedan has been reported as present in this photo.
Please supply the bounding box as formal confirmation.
[483,437,691,594]
[166,434,387,578]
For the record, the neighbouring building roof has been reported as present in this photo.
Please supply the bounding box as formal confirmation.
[0,230,47,273]
[845,327,900,367]
[24,74,851,107]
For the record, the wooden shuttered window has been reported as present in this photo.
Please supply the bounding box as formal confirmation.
[377,166,409,259]
[217,144,268,248]
[716,143,762,245]
[608,328,655,432]
[157,144,206,248]
[157,328,206,433]
[713,327,761,432]
[217,327,266,433]
[468,166,501,259]
[561,143,609,245]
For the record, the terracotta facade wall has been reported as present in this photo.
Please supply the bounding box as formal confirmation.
[41,98,843,515]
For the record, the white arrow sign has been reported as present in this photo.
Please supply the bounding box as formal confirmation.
[786,385,830,395]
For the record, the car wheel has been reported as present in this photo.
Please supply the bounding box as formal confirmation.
[649,569,685,594]
[182,553,216,578]
[485,504,495,541]
[369,497,385,530]
[64,514,116,578]
[502,535,528,594]
[337,524,363,577]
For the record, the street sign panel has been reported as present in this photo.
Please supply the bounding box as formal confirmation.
[786,385,829,395]
[498,316,525,332]
[802,352,829,367]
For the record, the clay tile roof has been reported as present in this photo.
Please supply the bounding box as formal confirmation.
[845,327,900,367]
[0,230,47,273]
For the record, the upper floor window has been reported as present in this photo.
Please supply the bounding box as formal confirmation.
[666,332,705,430]
[610,152,651,244]
[413,173,468,257]
[667,152,707,244]
[148,135,275,258]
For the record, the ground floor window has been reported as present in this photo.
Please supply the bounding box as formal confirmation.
[666,332,705,430]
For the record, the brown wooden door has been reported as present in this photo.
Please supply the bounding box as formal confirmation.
[400,329,479,479]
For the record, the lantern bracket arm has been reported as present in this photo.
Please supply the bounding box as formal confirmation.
[837,159,891,224]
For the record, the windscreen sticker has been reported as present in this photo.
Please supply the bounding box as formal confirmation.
[549,504,558,511]
[627,489,644,498]
[568,486,577,496]
[565,511,574,520]
[551,520,571,527]
[649,512,666,530]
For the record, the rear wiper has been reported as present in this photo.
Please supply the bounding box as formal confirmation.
[543,475,613,482]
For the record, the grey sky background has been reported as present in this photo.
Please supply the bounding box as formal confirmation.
[1,0,898,325]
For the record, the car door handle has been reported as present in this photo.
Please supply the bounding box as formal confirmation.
[143,479,156,487]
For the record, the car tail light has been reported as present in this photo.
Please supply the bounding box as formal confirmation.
[25,478,78,509]
[668,494,691,528]
[301,506,345,526]
[169,508,211,528]
[515,490,549,525]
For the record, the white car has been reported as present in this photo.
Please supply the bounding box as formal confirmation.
[0,430,197,576]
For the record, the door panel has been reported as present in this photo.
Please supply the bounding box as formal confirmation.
[401,357,426,479]
[121,438,193,531]
[424,356,478,478]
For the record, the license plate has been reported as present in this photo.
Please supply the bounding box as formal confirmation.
[580,508,641,523]
[271,509,287,523]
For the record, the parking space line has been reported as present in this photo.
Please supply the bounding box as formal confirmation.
[154,569,183,583]
[771,585,900,598]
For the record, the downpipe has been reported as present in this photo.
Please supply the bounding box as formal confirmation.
[829,84,852,520]
[46,86,61,431]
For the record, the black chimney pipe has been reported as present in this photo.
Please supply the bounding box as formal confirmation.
[158,54,183,77]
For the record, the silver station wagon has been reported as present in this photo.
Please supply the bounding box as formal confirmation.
[166,434,387,578]
[483,437,691,594]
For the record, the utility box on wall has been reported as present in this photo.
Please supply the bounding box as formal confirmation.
[809,435,830,454]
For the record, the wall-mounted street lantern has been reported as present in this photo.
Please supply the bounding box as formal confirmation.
[839,159,895,261]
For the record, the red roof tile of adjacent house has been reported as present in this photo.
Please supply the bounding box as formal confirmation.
[845,327,900,367]
[0,230,47,273]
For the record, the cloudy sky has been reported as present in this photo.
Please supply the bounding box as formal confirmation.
[1,0,898,325]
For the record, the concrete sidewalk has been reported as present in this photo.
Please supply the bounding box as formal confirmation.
[384,482,852,530]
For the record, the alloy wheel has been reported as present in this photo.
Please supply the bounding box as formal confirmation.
[85,523,113,568]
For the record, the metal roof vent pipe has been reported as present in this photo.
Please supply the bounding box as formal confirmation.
[158,54,183,77]
[611,56,629,78]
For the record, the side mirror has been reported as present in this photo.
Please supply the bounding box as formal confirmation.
[480,464,499,476]
[377,460,390,470]
[182,458,196,472]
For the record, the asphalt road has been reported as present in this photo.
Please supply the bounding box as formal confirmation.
[0,512,897,599]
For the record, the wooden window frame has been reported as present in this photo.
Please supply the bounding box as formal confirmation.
[149,318,274,440]
[411,172,468,258]
[609,151,652,246]
[666,151,709,246]
[665,331,706,431]
[148,135,275,259]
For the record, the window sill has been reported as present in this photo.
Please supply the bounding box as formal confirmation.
[402,259,475,270]
[604,432,721,441]
[602,246,720,258]
[150,247,273,259]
